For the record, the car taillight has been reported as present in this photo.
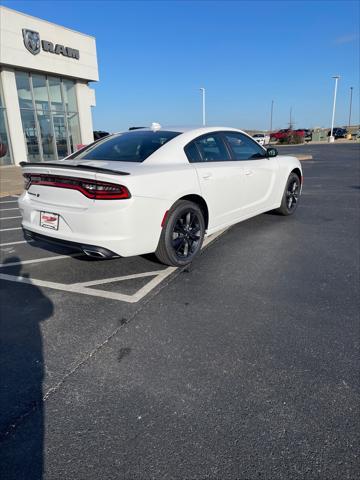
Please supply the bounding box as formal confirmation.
[23,173,131,200]
[24,173,31,190]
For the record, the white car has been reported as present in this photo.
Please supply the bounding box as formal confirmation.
[252,133,270,146]
[19,125,302,267]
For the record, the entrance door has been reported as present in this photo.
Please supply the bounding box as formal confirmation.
[53,113,69,159]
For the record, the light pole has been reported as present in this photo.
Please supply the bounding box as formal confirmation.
[270,99,274,133]
[200,87,206,126]
[329,75,340,143]
[348,86,353,129]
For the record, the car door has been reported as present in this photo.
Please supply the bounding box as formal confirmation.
[184,133,245,229]
[222,132,278,217]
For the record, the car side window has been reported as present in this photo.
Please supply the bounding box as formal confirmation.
[224,132,266,160]
[184,141,202,163]
[192,134,230,162]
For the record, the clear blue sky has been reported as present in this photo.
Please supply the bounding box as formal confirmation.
[3,0,359,132]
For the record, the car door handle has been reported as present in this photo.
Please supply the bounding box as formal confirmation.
[244,169,254,176]
[202,173,212,180]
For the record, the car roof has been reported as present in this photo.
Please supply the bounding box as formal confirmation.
[114,125,247,135]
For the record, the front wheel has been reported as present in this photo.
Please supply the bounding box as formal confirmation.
[155,200,205,267]
[276,172,301,216]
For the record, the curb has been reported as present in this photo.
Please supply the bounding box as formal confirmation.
[0,191,21,198]
[297,155,313,161]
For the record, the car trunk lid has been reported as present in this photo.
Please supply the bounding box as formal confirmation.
[21,161,132,208]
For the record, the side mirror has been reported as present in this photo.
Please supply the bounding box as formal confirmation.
[266,147,278,158]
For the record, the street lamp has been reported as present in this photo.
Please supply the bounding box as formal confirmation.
[329,75,340,143]
[270,99,274,133]
[200,87,206,126]
[348,86,354,129]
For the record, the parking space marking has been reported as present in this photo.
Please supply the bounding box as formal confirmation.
[0,272,139,302]
[0,253,83,268]
[0,208,20,211]
[73,270,165,287]
[130,267,176,302]
[0,240,33,247]
[0,228,227,303]
[0,216,22,220]
[0,201,19,204]
[0,227,22,232]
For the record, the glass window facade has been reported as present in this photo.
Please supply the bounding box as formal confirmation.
[0,78,13,166]
[15,71,81,162]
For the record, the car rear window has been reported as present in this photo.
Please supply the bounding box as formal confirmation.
[68,130,180,162]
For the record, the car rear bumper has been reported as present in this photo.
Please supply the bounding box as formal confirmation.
[23,228,120,259]
[18,190,167,257]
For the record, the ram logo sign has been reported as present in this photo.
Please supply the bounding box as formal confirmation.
[22,29,80,60]
[22,29,41,55]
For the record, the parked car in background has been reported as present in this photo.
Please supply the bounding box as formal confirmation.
[296,129,312,142]
[351,129,360,140]
[270,129,312,143]
[252,133,270,146]
[270,129,291,141]
[328,127,348,139]
[19,125,303,267]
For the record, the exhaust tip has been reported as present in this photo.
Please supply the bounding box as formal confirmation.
[82,249,106,259]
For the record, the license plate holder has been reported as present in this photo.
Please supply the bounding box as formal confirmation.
[40,211,59,230]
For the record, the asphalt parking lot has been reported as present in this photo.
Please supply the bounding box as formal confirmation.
[0,143,359,479]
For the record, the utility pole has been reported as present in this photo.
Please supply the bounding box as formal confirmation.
[289,107,293,129]
[348,86,353,128]
[270,100,274,133]
[200,87,206,126]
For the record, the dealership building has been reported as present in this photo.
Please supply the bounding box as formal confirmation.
[0,6,98,166]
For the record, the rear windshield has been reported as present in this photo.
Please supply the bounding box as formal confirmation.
[68,130,180,162]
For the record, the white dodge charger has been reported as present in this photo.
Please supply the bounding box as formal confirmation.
[19,125,302,267]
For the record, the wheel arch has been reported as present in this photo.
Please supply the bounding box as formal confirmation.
[291,167,302,184]
[178,194,209,229]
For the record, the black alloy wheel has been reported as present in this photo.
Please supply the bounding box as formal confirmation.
[276,172,301,216]
[155,200,205,266]
[172,210,202,259]
[286,176,300,211]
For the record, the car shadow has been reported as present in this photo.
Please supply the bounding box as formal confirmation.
[264,210,283,216]
[0,256,53,480]
[27,240,101,262]
[141,252,164,265]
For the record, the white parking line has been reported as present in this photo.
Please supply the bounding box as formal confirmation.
[0,227,22,232]
[131,267,176,302]
[0,216,22,220]
[0,253,83,268]
[0,240,33,247]
[0,200,19,204]
[0,208,20,211]
[0,272,142,303]
[73,270,165,287]
[0,228,228,303]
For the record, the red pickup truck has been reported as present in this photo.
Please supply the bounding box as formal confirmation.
[270,129,307,141]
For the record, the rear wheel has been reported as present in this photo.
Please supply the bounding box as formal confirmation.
[276,172,301,216]
[155,200,205,267]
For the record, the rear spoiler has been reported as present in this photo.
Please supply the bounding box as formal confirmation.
[19,162,130,176]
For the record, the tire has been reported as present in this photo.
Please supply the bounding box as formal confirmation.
[155,200,205,267]
[276,172,301,216]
